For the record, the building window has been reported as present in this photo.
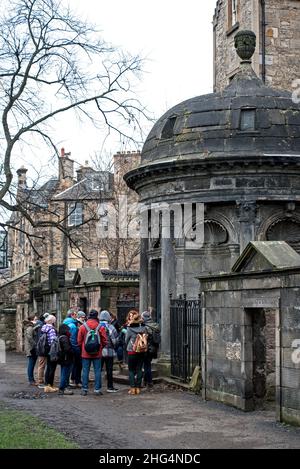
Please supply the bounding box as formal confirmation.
[68,203,83,226]
[98,203,109,232]
[91,177,105,191]
[240,108,256,131]
[98,251,109,269]
[68,246,83,270]
[228,0,239,30]
[161,117,177,139]
[0,231,7,268]
[232,0,238,25]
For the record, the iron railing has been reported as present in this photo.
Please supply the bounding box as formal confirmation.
[170,294,201,382]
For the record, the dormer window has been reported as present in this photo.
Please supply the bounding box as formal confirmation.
[92,177,104,191]
[161,117,177,139]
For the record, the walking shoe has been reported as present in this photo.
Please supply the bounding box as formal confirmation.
[94,390,103,395]
[62,389,74,395]
[44,386,58,393]
[107,388,119,393]
[128,388,135,395]
[81,390,88,396]
[135,388,141,395]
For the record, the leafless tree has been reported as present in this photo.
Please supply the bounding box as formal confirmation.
[0,0,146,254]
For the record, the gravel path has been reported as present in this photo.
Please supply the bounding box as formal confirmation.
[1,352,300,449]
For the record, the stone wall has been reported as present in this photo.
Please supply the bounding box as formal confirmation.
[201,270,300,425]
[280,276,300,426]
[68,284,139,315]
[0,309,16,351]
[214,0,300,92]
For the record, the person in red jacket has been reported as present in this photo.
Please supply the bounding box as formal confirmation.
[77,310,107,396]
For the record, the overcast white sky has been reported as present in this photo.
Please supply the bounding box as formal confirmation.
[57,0,217,167]
[8,0,217,178]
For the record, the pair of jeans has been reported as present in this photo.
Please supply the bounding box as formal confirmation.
[82,358,101,391]
[60,364,73,391]
[127,353,144,388]
[143,354,153,385]
[71,346,82,384]
[27,354,37,383]
[45,356,57,386]
[101,356,114,389]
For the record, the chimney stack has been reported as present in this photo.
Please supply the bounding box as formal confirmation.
[16,166,28,188]
[59,148,74,183]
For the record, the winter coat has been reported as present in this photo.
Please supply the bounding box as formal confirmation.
[125,324,147,354]
[41,324,57,346]
[100,321,118,358]
[58,324,74,366]
[23,320,36,357]
[77,319,107,359]
[63,317,79,348]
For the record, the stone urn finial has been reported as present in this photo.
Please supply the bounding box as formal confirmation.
[234,30,256,63]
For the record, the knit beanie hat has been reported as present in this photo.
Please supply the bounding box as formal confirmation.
[142,311,151,321]
[44,314,56,325]
[100,310,111,322]
[77,311,86,319]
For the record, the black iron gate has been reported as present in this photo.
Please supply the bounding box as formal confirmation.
[170,295,201,382]
[116,295,139,326]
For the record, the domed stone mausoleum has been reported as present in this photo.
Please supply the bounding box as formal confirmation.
[124,31,300,360]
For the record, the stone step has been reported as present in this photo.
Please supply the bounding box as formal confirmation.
[113,371,162,386]
[116,365,159,378]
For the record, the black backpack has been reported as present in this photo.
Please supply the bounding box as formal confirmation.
[84,323,101,354]
[49,336,62,362]
[147,326,161,356]
[36,331,50,357]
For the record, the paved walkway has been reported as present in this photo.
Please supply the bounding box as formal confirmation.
[1,353,300,449]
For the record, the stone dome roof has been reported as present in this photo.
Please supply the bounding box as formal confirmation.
[142,64,300,165]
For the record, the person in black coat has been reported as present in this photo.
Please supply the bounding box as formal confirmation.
[58,324,74,395]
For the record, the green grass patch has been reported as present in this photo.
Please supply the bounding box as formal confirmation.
[0,404,79,449]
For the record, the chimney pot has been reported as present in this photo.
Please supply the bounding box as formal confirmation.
[61,147,65,157]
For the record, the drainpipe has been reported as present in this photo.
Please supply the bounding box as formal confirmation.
[260,0,266,83]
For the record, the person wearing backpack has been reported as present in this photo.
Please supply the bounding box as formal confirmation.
[99,310,119,393]
[125,310,147,395]
[23,315,38,385]
[141,310,161,390]
[35,313,49,389]
[41,315,58,393]
[57,324,74,395]
[77,309,107,396]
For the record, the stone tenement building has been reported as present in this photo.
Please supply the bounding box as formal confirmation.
[214,0,300,92]
[8,149,140,280]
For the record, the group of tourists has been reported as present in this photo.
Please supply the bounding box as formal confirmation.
[23,307,161,396]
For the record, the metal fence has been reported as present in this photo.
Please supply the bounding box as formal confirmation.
[170,295,201,382]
